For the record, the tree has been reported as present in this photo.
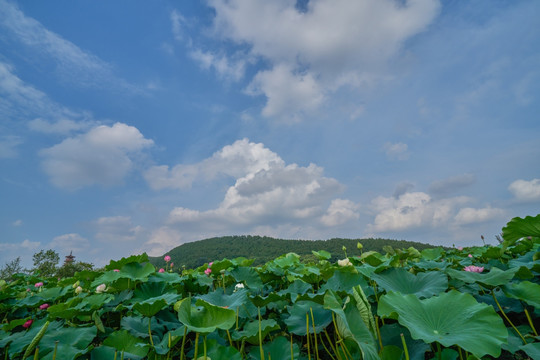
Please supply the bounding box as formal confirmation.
[32,249,59,278]
[0,257,23,281]
[55,261,94,278]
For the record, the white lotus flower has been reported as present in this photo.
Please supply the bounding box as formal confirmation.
[337,258,352,267]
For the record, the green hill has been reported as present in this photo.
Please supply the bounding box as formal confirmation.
[148,235,437,269]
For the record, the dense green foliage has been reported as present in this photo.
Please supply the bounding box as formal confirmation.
[0,215,538,359]
[149,236,437,269]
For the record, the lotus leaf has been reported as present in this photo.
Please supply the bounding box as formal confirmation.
[446,267,518,288]
[121,315,161,339]
[232,318,280,344]
[175,298,235,334]
[520,342,540,360]
[105,253,149,271]
[372,267,448,299]
[284,300,332,335]
[230,266,263,289]
[103,329,149,358]
[502,214,540,244]
[277,279,312,299]
[40,325,97,360]
[319,269,368,294]
[312,250,331,260]
[502,281,540,309]
[198,288,248,311]
[378,290,508,358]
[379,323,430,360]
[248,336,300,360]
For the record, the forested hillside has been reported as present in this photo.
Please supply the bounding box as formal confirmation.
[149,235,438,269]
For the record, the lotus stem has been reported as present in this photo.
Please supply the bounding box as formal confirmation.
[258,307,265,360]
[240,339,246,359]
[114,350,117,360]
[236,307,239,329]
[148,317,154,347]
[524,308,538,336]
[194,332,200,360]
[120,350,124,360]
[436,342,441,360]
[306,313,311,360]
[52,341,58,360]
[458,346,463,360]
[226,329,234,348]
[179,326,187,360]
[290,333,294,360]
[323,329,341,360]
[400,333,409,360]
[204,335,208,360]
[310,308,320,360]
[491,290,527,344]
[33,347,38,360]
[318,333,336,360]
[375,316,383,352]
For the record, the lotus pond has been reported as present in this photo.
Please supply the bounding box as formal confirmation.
[1,215,539,360]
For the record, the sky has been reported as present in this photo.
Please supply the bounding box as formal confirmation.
[1,0,539,268]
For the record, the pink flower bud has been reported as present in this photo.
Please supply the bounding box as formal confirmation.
[23,319,33,329]
[39,303,49,310]
[158,268,165,273]
[209,262,213,267]
[204,268,212,275]
[35,282,43,288]
[468,254,473,258]
[164,255,171,262]
[113,269,120,272]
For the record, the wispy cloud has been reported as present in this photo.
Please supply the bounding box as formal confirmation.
[0,0,141,93]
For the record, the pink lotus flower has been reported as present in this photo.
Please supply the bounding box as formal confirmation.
[170,262,174,267]
[209,262,213,267]
[39,303,49,310]
[23,319,33,329]
[35,282,43,288]
[457,247,463,251]
[468,254,473,258]
[164,255,171,262]
[464,265,484,273]
[158,268,165,273]
[204,268,212,275]
[113,269,120,272]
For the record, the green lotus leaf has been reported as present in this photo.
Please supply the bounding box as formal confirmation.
[250,292,287,308]
[91,345,145,360]
[312,250,331,260]
[284,300,332,335]
[248,336,300,360]
[323,291,379,360]
[175,298,236,334]
[380,345,404,360]
[153,327,187,355]
[446,267,518,288]
[277,279,313,299]
[147,271,184,284]
[520,342,540,360]
[209,259,233,273]
[2,319,60,358]
[273,253,301,268]
[379,323,430,360]
[131,282,181,317]
[40,325,97,360]
[232,318,280,344]
[105,253,149,271]
[230,266,263,289]
[103,329,149,358]
[420,247,444,260]
[198,288,248,311]
[372,268,448,299]
[502,281,540,309]
[502,214,540,245]
[121,315,161,339]
[319,269,368,294]
[413,259,449,271]
[378,290,508,358]
[74,293,114,311]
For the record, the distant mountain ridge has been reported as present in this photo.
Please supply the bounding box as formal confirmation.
[148,235,437,269]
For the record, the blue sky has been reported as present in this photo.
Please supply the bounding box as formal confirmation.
[1,0,539,267]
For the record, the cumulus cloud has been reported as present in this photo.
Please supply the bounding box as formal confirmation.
[205,0,440,119]
[454,207,506,225]
[50,233,90,255]
[320,199,360,226]
[368,191,469,232]
[140,227,182,257]
[189,49,246,82]
[150,139,344,235]
[508,178,540,202]
[428,173,476,197]
[94,216,144,243]
[384,142,410,161]
[40,123,153,189]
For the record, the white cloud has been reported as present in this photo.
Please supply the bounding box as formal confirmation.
[12,219,23,226]
[0,135,22,158]
[368,192,470,232]
[140,227,182,257]
[428,173,476,196]
[206,0,441,119]
[156,139,344,232]
[246,65,324,120]
[454,207,506,225]
[40,123,153,189]
[50,233,90,256]
[189,49,246,82]
[28,118,94,135]
[95,216,144,243]
[321,199,360,226]
[0,0,139,92]
[384,142,410,161]
[170,9,186,41]
[508,178,540,202]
